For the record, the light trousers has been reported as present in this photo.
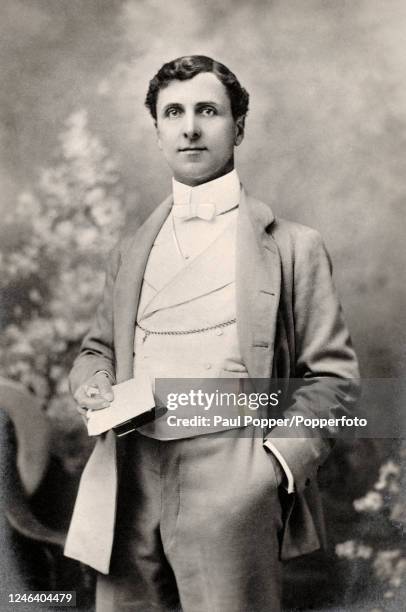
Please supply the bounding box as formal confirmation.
[96,427,283,612]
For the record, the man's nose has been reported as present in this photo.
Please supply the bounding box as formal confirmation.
[183,112,201,140]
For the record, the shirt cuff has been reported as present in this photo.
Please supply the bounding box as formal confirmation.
[263,440,295,494]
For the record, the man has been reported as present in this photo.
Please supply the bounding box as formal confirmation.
[65,56,359,611]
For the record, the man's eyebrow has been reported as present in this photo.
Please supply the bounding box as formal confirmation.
[195,100,222,108]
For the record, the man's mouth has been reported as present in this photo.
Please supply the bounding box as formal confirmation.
[178,147,207,152]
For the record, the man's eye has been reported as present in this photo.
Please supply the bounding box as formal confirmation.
[200,107,216,116]
[166,108,180,118]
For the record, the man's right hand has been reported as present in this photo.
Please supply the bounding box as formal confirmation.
[74,371,114,419]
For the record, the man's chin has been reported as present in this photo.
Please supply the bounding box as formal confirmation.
[173,165,234,187]
[173,167,214,187]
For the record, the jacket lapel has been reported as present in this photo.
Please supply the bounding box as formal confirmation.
[236,190,281,388]
[113,195,172,382]
[142,218,184,292]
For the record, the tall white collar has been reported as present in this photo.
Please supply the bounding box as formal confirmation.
[172,169,240,216]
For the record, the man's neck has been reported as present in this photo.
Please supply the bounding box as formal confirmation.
[172,169,240,216]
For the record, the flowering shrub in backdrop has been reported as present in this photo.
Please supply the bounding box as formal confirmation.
[336,441,406,609]
[0,109,126,473]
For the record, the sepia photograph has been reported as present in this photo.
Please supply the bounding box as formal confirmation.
[0,1,405,611]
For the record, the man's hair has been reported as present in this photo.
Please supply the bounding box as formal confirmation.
[145,55,249,123]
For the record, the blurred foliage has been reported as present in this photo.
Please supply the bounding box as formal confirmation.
[336,440,406,609]
[0,109,126,474]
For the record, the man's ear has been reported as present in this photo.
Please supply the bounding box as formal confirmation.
[234,116,245,146]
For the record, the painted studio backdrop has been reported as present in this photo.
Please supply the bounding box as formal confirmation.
[0,1,405,610]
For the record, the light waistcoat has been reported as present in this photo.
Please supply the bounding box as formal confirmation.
[134,210,250,439]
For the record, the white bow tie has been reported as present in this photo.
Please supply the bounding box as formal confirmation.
[172,202,216,221]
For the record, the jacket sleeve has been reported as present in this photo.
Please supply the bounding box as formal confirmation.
[69,244,121,395]
[265,228,360,492]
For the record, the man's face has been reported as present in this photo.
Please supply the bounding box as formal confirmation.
[155,72,244,186]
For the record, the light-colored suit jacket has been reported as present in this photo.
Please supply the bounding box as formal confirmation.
[64,190,360,573]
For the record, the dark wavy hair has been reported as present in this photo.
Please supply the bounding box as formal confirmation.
[145,55,249,123]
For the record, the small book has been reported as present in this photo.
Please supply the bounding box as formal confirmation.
[86,374,159,437]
